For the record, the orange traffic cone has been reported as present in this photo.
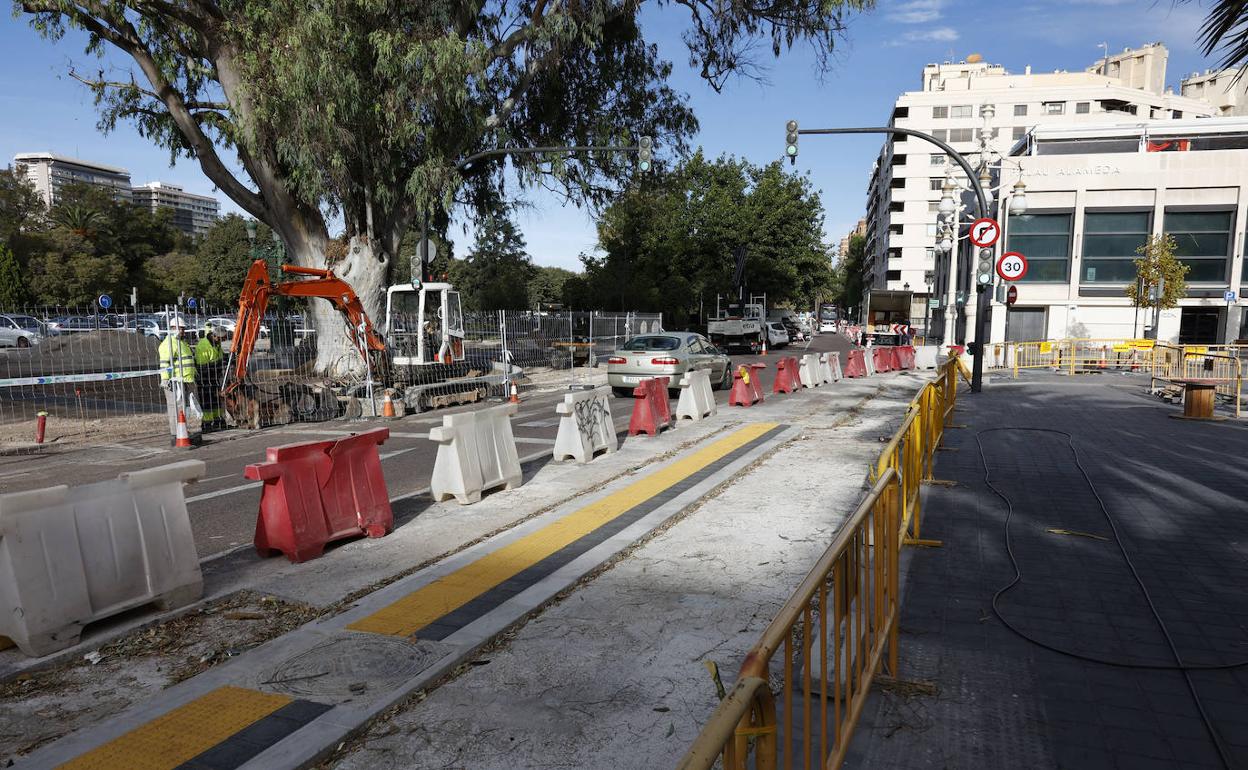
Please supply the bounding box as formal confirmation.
[382,391,396,418]
[509,380,521,404]
[761,338,768,356]
[1098,346,1108,369]
[174,409,192,449]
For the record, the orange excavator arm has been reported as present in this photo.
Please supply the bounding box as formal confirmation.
[223,259,388,396]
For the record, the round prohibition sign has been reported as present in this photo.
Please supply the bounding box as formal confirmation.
[997,251,1028,281]
[969,217,1001,248]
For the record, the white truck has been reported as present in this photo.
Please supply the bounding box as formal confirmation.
[708,295,767,353]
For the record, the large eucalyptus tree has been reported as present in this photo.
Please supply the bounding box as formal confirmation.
[16,0,869,373]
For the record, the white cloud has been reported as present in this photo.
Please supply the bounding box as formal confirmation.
[887,0,948,25]
[885,26,960,46]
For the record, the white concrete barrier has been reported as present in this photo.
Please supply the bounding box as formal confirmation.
[799,354,822,388]
[821,352,843,383]
[863,347,877,377]
[914,345,939,370]
[0,460,206,657]
[430,403,522,504]
[553,387,617,464]
[676,370,717,421]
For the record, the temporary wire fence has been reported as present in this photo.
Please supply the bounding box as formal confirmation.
[0,305,661,444]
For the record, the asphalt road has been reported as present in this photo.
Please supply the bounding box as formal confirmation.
[0,332,853,559]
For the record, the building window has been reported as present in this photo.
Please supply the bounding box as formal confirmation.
[1075,102,1090,114]
[1008,213,1072,282]
[1165,211,1233,282]
[1043,101,1065,115]
[929,201,942,212]
[1014,104,1028,117]
[948,128,973,143]
[932,106,948,119]
[930,178,945,191]
[1012,126,1027,141]
[926,247,936,260]
[1082,211,1150,283]
[950,105,973,118]
[1173,110,1184,119]
[926,223,939,236]
[886,270,902,281]
[931,129,947,142]
[930,154,946,166]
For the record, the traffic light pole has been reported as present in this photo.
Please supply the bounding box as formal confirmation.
[796,126,991,392]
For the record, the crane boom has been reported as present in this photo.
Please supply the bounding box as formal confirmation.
[222,259,387,396]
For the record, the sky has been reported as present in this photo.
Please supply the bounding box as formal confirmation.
[0,0,1224,271]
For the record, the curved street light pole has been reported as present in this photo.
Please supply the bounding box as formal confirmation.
[798,126,992,392]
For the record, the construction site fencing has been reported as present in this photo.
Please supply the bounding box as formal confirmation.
[0,305,661,446]
[1149,342,1243,417]
[679,356,961,770]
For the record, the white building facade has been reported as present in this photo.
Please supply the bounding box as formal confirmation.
[862,44,1216,339]
[132,182,220,238]
[982,118,1248,346]
[13,152,132,207]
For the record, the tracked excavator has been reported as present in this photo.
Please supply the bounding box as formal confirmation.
[222,259,504,427]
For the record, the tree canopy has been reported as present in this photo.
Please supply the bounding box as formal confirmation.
[455,209,536,310]
[569,151,835,324]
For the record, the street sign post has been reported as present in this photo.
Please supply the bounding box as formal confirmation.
[996,251,1028,282]
[1006,285,1018,306]
[969,218,1001,248]
[97,294,112,310]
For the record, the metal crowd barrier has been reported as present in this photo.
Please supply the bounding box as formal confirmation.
[1150,343,1243,418]
[678,356,961,770]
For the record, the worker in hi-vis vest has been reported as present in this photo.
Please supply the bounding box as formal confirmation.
[195,323,227,432]
[158,317,200,445]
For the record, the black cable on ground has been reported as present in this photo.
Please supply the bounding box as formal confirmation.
[974,427,1245,770]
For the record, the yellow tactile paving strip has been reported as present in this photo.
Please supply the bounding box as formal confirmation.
[56,686,290,770]
[348,422,780,638]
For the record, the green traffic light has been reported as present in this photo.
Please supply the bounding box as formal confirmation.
[639,160,651,172]
[786,145,798,156]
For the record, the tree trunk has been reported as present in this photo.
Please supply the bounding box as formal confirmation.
[283,224,390,379]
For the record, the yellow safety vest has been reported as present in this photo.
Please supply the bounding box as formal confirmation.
[159,335,197,383]
[194,337,223,366]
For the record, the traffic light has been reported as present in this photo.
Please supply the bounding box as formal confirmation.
[785,120,799,164]
[976,247,994,289]
[638,136,653,172]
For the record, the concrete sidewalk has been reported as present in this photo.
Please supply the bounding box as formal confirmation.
[4,354,927,769]
[848,373,1248,770]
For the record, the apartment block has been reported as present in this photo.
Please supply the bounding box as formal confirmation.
[13,152,131,207]
[862,43,1216,334]
[132,181,220,238]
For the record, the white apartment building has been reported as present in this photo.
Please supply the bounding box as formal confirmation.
[1180,68,1248,116]
[13,152,132,207]
[132,181,220,238]
[983,117,1248,347]
[862,43,1216,337]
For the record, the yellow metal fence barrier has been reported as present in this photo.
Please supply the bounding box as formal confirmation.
[1150,343,1243,417]
[678,356,961,770]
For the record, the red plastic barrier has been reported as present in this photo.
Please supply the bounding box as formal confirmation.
[729,364,767,406]
[773,357,800,394]
[628,377,673,436]
[246,427,393,563]
[873,346,894,373]
[895,345,916,370]
[845,350,868,378]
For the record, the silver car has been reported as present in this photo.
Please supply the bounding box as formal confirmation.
[0,315,43,348]
[606,332,732,397]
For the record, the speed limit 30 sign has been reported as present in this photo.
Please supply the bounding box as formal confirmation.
[997,251,1028,281]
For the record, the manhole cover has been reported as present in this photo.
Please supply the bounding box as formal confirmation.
[257,634,449,700]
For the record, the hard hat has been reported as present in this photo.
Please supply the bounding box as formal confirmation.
[168,317,187,329]
[204,322,224,336]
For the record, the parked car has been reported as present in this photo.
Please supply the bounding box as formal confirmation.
[765,322,790,350]
[779,317,804,343]
[0,315,43,348]
[133,318,165,338]
[819,319,837,333]
[205,317,238,338]
[51,315,107,333]
[606,332,732,398]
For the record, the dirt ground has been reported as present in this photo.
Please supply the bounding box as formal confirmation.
[0,591,318,764]
[0,412,168,449]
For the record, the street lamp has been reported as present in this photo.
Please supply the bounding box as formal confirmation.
[1008,180,1029,215]
[923,269,935,343]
